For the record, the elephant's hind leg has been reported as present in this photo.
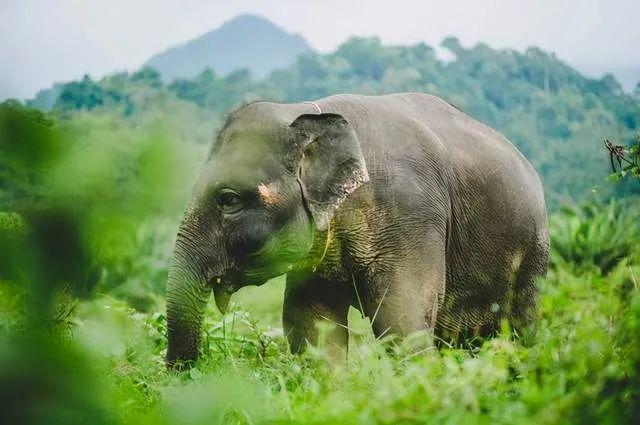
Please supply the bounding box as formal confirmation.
[363,228,447,341]
[511,237,549,336]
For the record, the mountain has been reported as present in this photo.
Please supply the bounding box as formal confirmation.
[145,14,312,81]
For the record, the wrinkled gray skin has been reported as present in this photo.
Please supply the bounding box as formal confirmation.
[166,93,549,367]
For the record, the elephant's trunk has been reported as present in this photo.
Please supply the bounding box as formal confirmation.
[165,225,219,368]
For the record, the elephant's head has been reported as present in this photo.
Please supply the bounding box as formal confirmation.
[165,104,369,367]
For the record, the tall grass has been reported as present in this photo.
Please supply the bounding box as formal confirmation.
[2,203,640,424]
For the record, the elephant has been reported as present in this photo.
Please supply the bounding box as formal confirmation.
[165,92,549,367]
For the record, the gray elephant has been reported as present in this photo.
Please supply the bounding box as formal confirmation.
[165,92,549,367]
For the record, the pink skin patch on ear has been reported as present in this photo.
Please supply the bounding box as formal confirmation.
[258,182,281,207]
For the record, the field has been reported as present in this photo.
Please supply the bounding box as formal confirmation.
[2,205,640,424]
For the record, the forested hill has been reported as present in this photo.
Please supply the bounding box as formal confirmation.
[26,36,640,207]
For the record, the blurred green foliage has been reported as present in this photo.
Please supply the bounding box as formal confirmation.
[0,101,64,207]
[1,36,640,424]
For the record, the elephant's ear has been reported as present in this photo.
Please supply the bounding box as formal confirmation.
[289,113,369,231]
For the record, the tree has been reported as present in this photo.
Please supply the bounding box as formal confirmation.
[55,75,129,111]
[130,67,163,88]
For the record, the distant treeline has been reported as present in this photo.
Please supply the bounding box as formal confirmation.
[22,37,640,205]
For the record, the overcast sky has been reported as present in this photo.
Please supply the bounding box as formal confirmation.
[1,0,639,100]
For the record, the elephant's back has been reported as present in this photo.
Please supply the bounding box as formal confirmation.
[316,92,532,171]
[315,93,545,213]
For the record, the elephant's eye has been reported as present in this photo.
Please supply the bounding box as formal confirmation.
[216,189,243,214]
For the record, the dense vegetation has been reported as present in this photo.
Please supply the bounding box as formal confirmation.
[2,36,639,424]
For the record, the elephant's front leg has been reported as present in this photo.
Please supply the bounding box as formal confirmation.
[283,273,353,359]
[364,229,447,340]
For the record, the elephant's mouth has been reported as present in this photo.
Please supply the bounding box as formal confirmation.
[212,282,233,314]
[208,267,291,314]
[208,268,239,314]
[208,265,281,314]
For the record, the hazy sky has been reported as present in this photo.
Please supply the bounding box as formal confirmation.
[1,0,639,100]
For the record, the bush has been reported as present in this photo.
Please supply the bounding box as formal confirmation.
[550,200,640,275]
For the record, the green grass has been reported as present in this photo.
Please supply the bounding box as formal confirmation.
[4,259,634,425]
